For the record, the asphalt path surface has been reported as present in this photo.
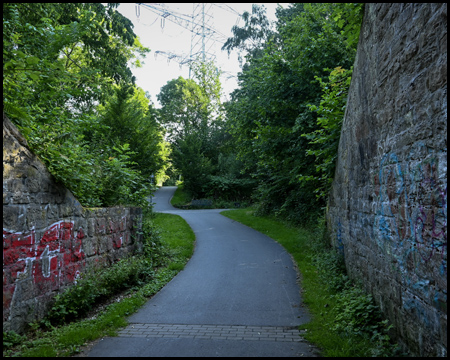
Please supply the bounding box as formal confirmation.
[87,186,318,357]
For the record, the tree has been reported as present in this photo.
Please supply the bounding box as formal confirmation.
[224,3,363,224]
[157,76,208,141]
[3,3,160,207]
[96,86,164,180]
[157,60,236,199]
[3,3,149,119]
[157,73,214,198]
[221,4,275,66]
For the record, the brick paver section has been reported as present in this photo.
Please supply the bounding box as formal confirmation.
[118,324,305,342]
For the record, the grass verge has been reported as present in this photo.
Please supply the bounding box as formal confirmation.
[3,212,195,357]
[170,183,192,208]
[154,212,195,272]
[221,208,403,357]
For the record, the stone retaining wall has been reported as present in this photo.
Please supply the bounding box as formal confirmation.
[3,114,143,333]
[327,4,447,356]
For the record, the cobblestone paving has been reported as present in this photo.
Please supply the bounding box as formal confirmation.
[118,324,306,342]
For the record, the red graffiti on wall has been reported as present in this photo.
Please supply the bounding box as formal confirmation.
[96,216,128,250]
[3,221,85,313]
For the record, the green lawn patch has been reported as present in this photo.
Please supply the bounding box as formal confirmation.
[152,212,195,272]
[170,183,192,208]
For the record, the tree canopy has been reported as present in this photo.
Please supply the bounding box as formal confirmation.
[222,3,363,223]
[3,3,162,207]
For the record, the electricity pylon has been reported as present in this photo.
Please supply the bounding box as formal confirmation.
[136,3,237,78]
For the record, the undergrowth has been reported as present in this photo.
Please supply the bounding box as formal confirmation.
[311,245,403,357]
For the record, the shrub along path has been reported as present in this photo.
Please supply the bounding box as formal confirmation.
[87,186,318,357]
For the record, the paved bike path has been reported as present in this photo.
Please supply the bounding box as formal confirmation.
[87,187,317,357]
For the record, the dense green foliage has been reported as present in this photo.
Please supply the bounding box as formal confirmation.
[151,3,364,220]
[223,3,363,224]
[157,60,255,201]
[151,3,364,221]
[3,3,163,207]
[301,66,353,199]
[45,256,153,326]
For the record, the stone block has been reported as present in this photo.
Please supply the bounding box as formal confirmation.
[96,218,106,235]
[3,205,22,229]
[81,236,97,257]
[86,217,95,237]
[97,235,109,255]
[12,192,30,204]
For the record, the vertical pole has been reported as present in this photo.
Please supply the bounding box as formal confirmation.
[189,3,195,79]
[202,3,205,62]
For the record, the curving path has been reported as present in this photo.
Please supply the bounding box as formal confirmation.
[87,186,318,357]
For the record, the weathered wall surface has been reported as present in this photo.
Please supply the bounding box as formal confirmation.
[3,114,143,333]
[327,3,447,357]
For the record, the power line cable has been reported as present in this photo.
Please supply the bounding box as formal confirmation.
[136,3,240,80]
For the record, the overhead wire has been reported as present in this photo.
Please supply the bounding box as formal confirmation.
[137,3,241,80]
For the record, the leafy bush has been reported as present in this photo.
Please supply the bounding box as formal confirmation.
[3,331,25,350]
[331,286,401,356]
[207,175,256,201]
[141,214,169,268]
[46,256,154,326]
[313,250,350,293]
[99,144,152,207]
[332,286,384,336]
[213,199,251,209]
[310,221,400,356]
[253,181,321,226]
[301,66,353,200]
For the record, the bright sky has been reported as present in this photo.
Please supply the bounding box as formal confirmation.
[117,3,288,107]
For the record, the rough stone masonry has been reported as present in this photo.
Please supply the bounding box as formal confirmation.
[327,4,447,357]
[3,114,143,333]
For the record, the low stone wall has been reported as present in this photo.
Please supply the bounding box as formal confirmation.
[3,114,143,333]
[327,4,447,356]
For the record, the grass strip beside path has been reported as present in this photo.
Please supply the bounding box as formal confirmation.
[170,184,191,208]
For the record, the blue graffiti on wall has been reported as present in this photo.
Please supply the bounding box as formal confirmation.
[336,219,344,256]
[370,143,447,314]
[333,142,446,322]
